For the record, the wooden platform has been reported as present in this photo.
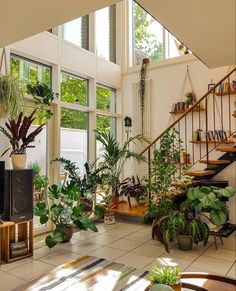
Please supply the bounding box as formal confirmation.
[184,170,216,177]
[199,159,231,165]
[111,202,147,218]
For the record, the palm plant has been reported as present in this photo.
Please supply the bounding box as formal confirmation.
[95,129,148,196]
[0,109,45,156]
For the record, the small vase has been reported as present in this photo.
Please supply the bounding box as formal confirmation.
[61,225,73,242]
[11,154,27,169]
[171,281,182,291]
[178,235,193,251]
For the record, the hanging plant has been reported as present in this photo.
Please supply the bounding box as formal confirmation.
[139,57,150,134]
[26,81,58,120]
[0,49,24,119]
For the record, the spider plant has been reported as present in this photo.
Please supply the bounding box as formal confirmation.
[95,129,149,197]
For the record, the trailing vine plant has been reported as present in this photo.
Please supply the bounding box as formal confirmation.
[139,57,150,134]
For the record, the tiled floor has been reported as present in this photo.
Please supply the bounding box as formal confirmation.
[0,220,235,291]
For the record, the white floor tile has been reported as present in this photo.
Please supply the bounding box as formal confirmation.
[115,252,153,269]
[89,246,126,261]
[0,270,26,291]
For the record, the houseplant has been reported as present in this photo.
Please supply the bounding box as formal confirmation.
[148,265,182,291]
[33,174,49,204]
[95,185,115,224]
[95,129,148,201]
[119,176,147,208]
[35,179,98,248]
[28,161,41,179]
[152,211,209,252]
[27,81,57,120]
[180,186,235,226]
[0,110,45,169]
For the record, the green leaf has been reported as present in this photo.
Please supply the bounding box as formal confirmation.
[210,209,228,226]
[187,187,200,201]
[53,226,67,242]
[94,205,106,218]
[200,192,217,208]
[45,235,57,248]
[49,184,60,199]
[40,215,48,224]
[35,202,46,210]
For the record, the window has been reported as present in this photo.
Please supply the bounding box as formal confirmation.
[60,108,88,173]
[96,85,116,112]
[96,5,116,63]
[62,16,89,50]
[10,55,51,92]
[61,73,88,106]
[131,1,190,66]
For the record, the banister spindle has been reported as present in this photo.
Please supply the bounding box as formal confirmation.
[205,95,209,162]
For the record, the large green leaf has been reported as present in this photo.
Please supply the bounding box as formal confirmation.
[210,209,228,226]
[40,215,49,224]
[212,186,235,198]
[200,192,217,208]
[45,235,57,249]
[187,187,200,201]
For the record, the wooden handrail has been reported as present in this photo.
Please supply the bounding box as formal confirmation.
[140,67,236,155]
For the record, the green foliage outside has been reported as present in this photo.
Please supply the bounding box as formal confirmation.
[133,2,164,63]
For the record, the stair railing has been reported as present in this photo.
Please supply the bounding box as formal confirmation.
[140,67,236,181]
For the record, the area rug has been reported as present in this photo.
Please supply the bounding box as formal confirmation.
[15,255,150,291]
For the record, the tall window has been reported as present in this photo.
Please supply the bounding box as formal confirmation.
[131,1,189,66]
[62,15,89,50]
[96,5,116,63]
[10,55,51,92]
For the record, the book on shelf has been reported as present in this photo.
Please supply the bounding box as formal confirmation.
[11,247,29,258]
[10,241,27,251]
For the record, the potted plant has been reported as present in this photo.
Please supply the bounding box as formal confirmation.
[95,185,115,224]
[35,173,98,248]
[119,176,147,208]
[33,174,49,204]
[152,211,209,252]
[27,81,57,120]
[95,129,148,203]
[0,110,45,169]
[28,161,41,179]
[185,91,197,106]
[0,68,24,119]
[148,265,182,291]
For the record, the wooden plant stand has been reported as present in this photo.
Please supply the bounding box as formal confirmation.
[0,220,33,263]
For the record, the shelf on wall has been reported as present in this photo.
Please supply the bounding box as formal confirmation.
[169,108,205,114]
[215,91,236,96]
[189,140,234,144]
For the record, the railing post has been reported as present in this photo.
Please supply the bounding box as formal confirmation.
[148,148,151,205]
[205,96,209,162]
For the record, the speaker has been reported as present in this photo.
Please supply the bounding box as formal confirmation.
[3,169,33,222]
[0,161,5,214]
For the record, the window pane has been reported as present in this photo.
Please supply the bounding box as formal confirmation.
[96,115,116,159]
[60,108,88,173]
[96,85,116,112]
[96,6,116,63]
[133,1,164,65]
[61,73,88,106]
[10,55,51,92]
[62,16,89,49]
[166,32,181,59]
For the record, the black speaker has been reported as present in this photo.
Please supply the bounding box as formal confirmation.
[0,161,5,214]
[3,169,33,222]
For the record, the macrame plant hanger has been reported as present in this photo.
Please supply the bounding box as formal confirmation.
[178,65,194,103]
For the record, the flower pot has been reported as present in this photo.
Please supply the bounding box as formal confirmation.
[178,235,193,251]
[104,213,115,225]
[127,197,138,208]
[11,154,27,169]
[61,225,73,242]
[145,282,182,291]
[171,281,182,291]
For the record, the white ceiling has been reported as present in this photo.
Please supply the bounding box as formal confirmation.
[136,0,236,68]
[0,0,120,48]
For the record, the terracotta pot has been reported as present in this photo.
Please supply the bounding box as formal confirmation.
[171,281,182,291]
[104,214,115,225]
[178,235,193,251]
[61,225,73,242]
[11,154,27,169]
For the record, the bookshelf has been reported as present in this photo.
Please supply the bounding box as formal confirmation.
[169,108,205,115]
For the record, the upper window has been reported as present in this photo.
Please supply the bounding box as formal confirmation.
[131,1,190,66]
[62,16,89,50]
[10,55,51,92]
[96,5,116,63]
[96,85,116,113]
[61,72,88,106]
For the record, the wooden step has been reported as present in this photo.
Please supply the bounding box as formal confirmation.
[184,170,216,177]
[171,180,200,188]
[199,159,231,165]
[216,147,236,153]
[232,113,236,118]
[189,140,234,144]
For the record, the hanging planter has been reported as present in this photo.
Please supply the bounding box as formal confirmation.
[0,48,24,120]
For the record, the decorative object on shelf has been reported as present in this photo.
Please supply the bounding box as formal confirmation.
[26,81,58,120]
[0,48,24,120]
[148,265,182,291]
[170,66,199,114]
[124,116,132,141]
[0,110,45,169]
[10,240,28,258]
[139,57,150,134]
[119,176,147,209]
[216,80,236,96]
[192,129,229,143]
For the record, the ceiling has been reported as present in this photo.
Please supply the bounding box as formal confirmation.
[136,0,236,68]
[0,0,120,48]
[0,0,235,68]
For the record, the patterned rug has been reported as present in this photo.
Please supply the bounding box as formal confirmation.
[15,255,150,291]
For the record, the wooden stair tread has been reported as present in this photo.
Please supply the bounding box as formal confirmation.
[199,159,231,164]
[171,180,200,188]
[184,170,216,177]
[189,140,234,144]
[216,147,236,152]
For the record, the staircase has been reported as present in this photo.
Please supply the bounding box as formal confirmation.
[140,67,236,192]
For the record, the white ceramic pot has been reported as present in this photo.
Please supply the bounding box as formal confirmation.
[11,154,27,169]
